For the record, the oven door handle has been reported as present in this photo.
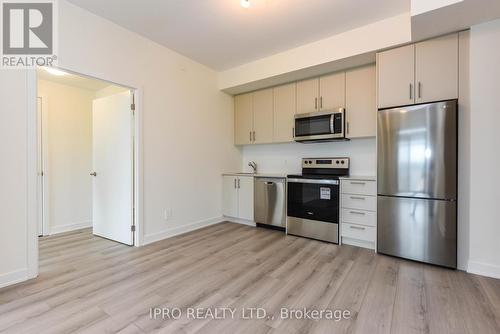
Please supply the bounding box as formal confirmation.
[287,178,339,185]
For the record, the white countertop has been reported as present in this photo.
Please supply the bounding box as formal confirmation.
[223,173,375,180]
[222,172,287,178]
[339,175,376,181]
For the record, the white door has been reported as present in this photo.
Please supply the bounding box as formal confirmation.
[92,91,133,245]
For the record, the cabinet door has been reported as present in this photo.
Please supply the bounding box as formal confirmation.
[252,88,274,144]
[234,93,253,145]
[273,83,296,143]
[377,44,415,108]
[296,78,319,114]
[415,33,458,103]
[319,72,345,110]
[222,176,238,217]
[346,65,376,138]
[237,176,254,221]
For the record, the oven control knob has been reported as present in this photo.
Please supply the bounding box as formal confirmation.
[304,161,308,164]
[341,160,345,164]
[336,160,340,164]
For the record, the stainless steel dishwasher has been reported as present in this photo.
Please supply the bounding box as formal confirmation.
[254,177,286,229]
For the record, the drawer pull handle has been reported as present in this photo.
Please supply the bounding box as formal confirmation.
[349,225,366,230]
[350,196,365,200]
[349,211,366,215]
[350,181,366,185]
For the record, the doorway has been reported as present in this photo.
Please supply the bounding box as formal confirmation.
[36,67,136,246]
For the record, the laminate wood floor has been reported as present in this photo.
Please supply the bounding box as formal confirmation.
[1,222,500,334]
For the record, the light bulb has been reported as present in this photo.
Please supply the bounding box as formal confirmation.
[240,0,250,8]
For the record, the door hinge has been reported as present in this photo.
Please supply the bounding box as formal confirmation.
[131,225,136,232]
[131,103,136,111]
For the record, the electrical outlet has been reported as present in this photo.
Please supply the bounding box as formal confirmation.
[163,208,173,221]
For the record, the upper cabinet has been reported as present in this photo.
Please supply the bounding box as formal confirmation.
[296,78,319,114]
[234,67,376,145]
[377,33,458,109]
[234,88,274,145]
[234,93,253,145]
[273,83,297,143]
[346,65,376,138]
[319,72,346,110]
[415,34,458,104]
[377,44,415,109]
[296,72,345,114]
[252,89,274,144]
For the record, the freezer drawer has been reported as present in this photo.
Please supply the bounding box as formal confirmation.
[254,177,286,228]
[378,196,456,268]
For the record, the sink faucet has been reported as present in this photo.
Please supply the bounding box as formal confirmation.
[248,161,257,173]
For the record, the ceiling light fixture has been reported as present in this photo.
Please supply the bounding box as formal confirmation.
[240,0,250,8]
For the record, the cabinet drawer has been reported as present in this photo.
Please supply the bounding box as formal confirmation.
[341,223,376,242]
[342,194,376,211]
[342,179,376,195]
[342,209,376,227]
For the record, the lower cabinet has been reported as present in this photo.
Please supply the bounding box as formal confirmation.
[222,175,254,221]
[340,178,377,250]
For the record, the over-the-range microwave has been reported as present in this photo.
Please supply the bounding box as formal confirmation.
[294,108,346,143]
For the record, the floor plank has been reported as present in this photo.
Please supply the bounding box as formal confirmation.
[0,222,499,334]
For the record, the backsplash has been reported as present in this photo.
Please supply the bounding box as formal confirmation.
[241,138,376,176]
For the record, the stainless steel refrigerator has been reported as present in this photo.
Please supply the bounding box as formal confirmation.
[377,100,457,268]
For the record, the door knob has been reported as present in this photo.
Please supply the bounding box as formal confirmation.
[90,172,97,176]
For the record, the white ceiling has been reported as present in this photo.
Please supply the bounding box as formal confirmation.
[66,0,409,71]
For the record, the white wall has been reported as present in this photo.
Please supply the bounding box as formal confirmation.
[38,79,94,234]
[410,0,463,16]
[0,72,30,287]
[468,18,500,278]
[95,85,129,99]
[0,0,240,287]
[240,139,376,176]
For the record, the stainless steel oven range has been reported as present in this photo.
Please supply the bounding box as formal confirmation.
[287,158,350,243]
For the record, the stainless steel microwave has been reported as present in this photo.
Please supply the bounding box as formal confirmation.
[294,108,345,142]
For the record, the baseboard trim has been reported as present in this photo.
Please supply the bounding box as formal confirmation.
[0,268,28,289]
[143,216,225,245]
[49,221,92,235]
[223,216,256,227]
[467,260,500,279]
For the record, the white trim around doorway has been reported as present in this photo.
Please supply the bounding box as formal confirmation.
[26,67,145,280]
